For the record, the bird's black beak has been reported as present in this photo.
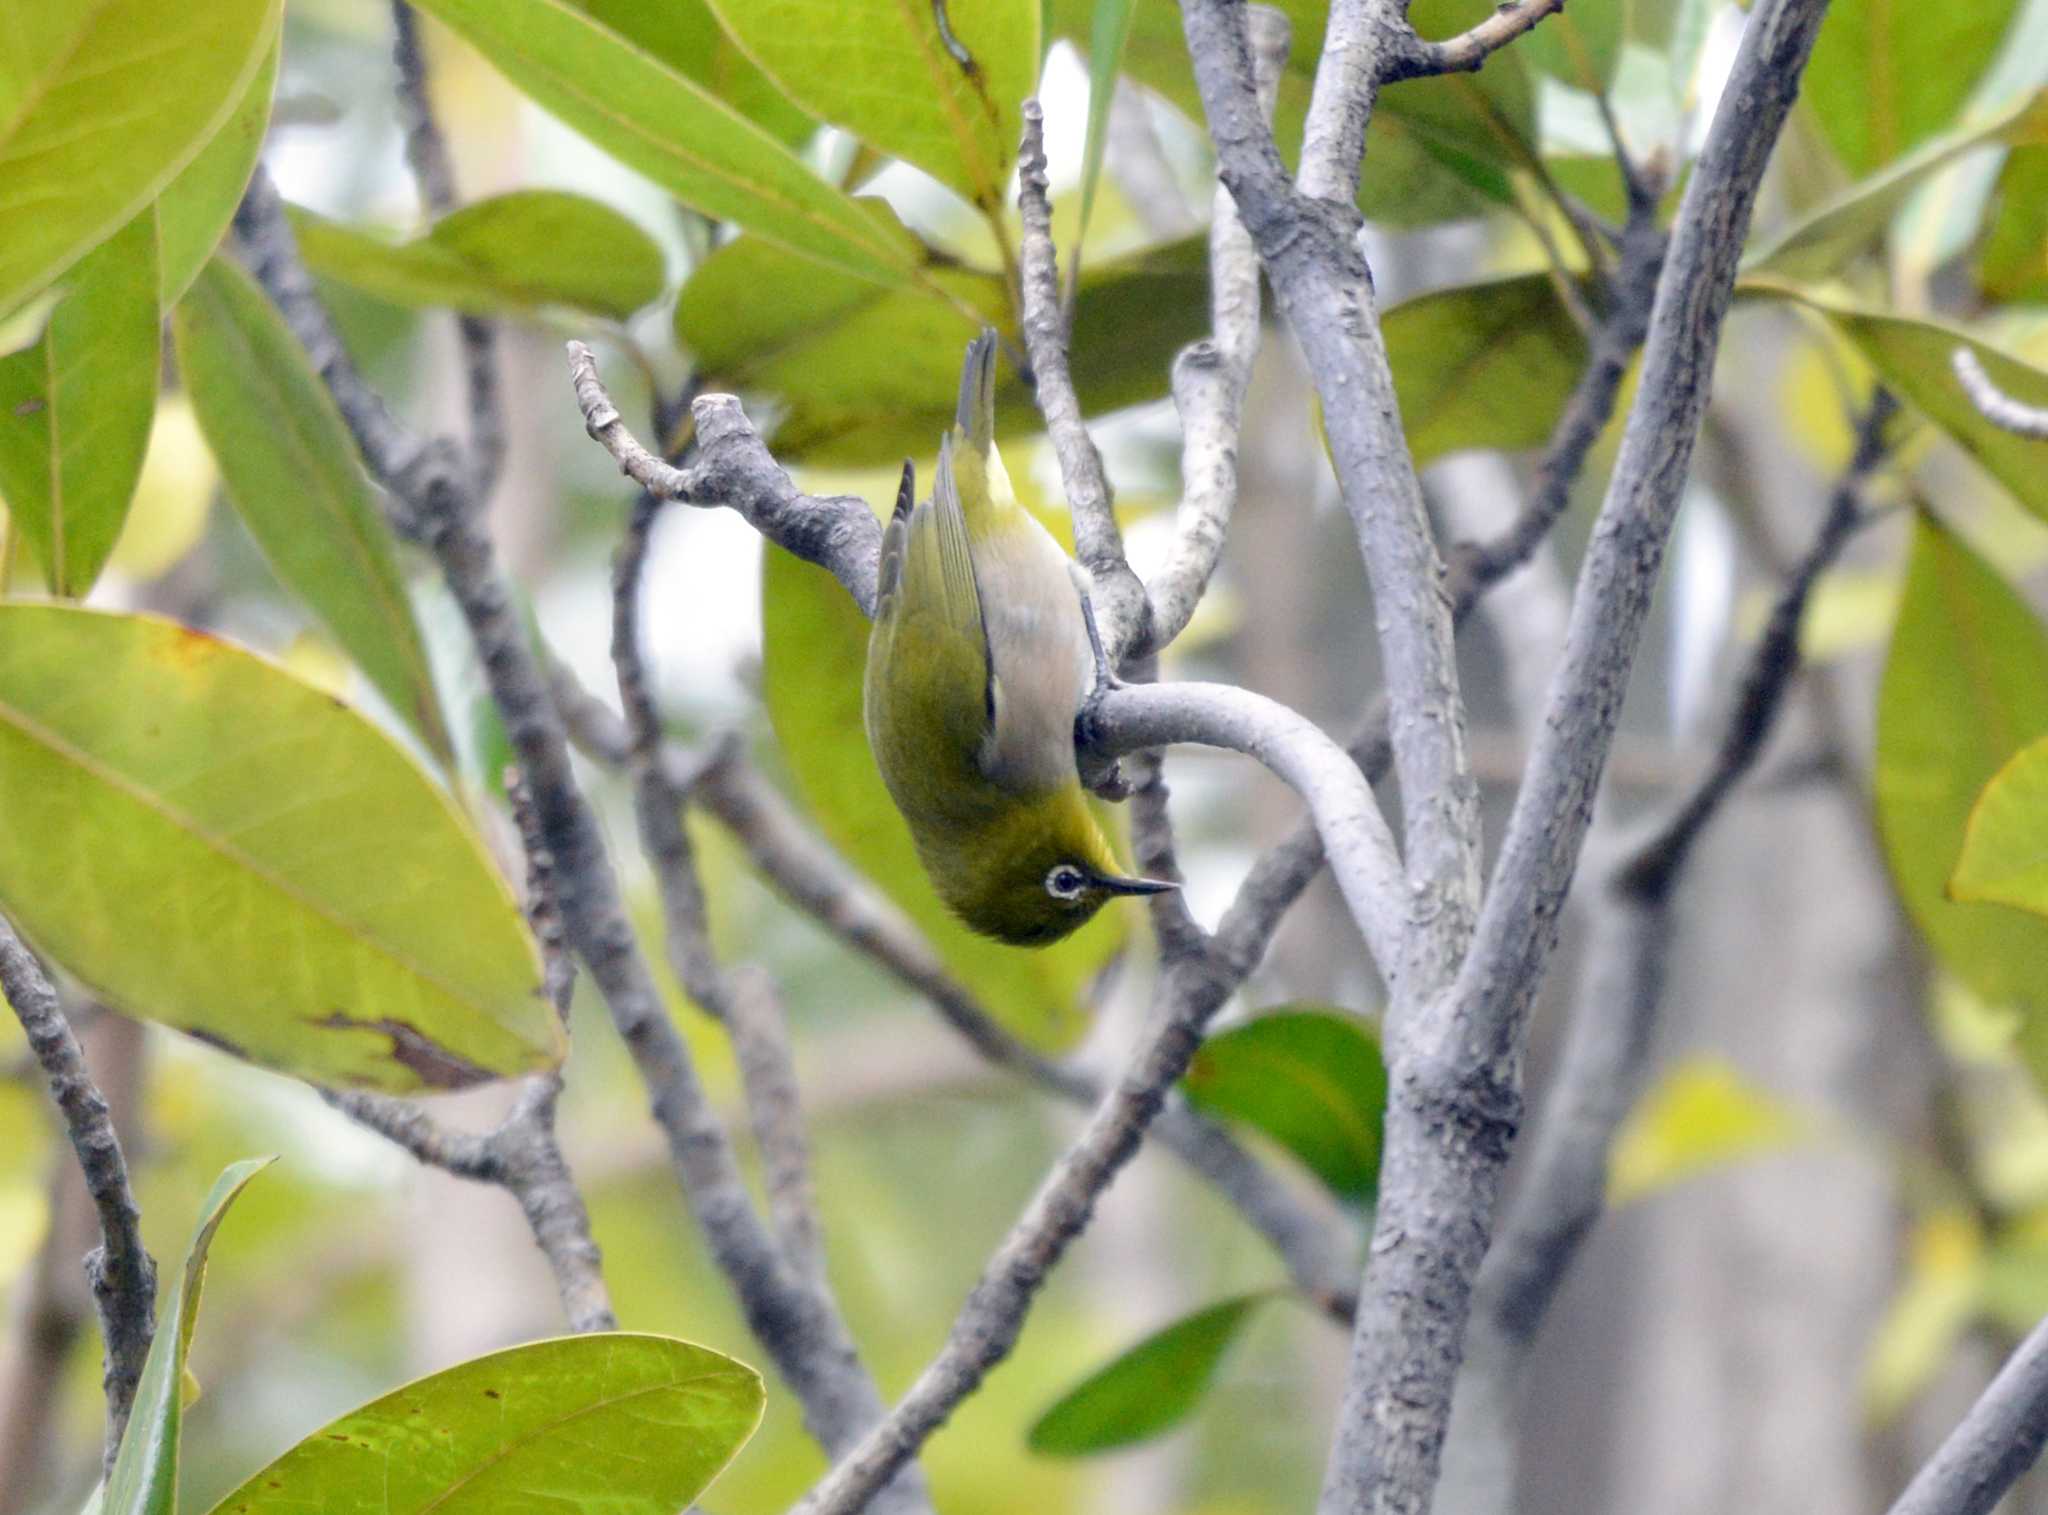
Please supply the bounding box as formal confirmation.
[1105,875,1180,896]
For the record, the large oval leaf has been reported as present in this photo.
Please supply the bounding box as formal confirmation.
[704,0,1040,211]
[0,0,279,316]
[204,1334,764,1515]
[1180,1008,1388,1202]
[1803,0,2024,174]
[1384,272,1587,471]
[156,28,281,307]
[0,212,159,597]
[290,192,666,321]
[1953,736,2048,920]
[173,256,453,762]
[566,0,814,147]
[408,0,924,287]
[1876,518,2048,1084]
[1028,1295,1266,1456]
[0,606,557,1091]
[761,546,1122,1052]
[104,1158,273,1515]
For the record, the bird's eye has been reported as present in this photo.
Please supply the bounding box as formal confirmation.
[1045,864,1087,901]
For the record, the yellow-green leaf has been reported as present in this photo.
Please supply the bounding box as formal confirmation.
[104,1158,273,1515]
[1749,284,2048,526]
[1608,1058,1812,1206]
[203,1334,764,1514]
[1803,0,2024,174]
[1863,1210,1986,1423]
[1953,736,2048,920]
[408,0,924,287]
[1181,1008,1387,1202]
[565,0,814,147]
[0,0,280,316]
[156,28,281,307]
[1384,272,1588,470]
[173,256,453,762]
[1877,517,2048,1080]
[0,213,159,597]
[1028,1295,1266,1456]
[704,0,1039,212]
[1978,144,2048,302]
[761,545,1121,1053]
[290,192,666,321]
[0,606,558,1092]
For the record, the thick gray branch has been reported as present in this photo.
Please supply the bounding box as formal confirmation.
[0,917,155,1469]
[1316,2,1834,1510]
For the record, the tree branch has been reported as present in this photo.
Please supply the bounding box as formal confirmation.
[0,916,155,1470]
[1887,1314,2048,1515]
[1951,346,2048,441]
[1378,0,1568,83]
[1316,1,1835,1508]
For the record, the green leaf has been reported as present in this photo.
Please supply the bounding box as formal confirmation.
[155,31,281,308]
[1384,272,1588,471]
[0,0,281,317]
[104,1157,274,1515]
[1515,0,1624,93]
[0,213,159,597]
[202,1333,764,1514]
[1877,518,2048,1077]
[678,232,1207,465]
[1802,0,2025,174]
[1180,1008,1388,1202]
[761,545,1123,1053]
[1028,1296,1265,1456]
[563,0,814,147]
[0,605,559,1092]
[173,256,453,762]
[1977,144,2048,302]
[407,0,924,287]
[704,0,1040,212]
[1077,0,1139,258]
[1748,284,2048,526]
[1954,736,2048,920]
[1608,1057,1812,1206]
[289,193,666,322]
[1744,91,2048,282]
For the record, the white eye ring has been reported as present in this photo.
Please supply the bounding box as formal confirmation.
[1045,864,1087,900]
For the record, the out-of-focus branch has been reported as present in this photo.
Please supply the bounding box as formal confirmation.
[1146,5,1290,654]
[1314,1,1835,1507]
[1438,391,1894,1514]
[0,917,155,1469]
[611,489,824,1285]
[1887,1314,2048,1515]
[389,0,505,496]
[1951,347,2048,441]
[1016,102,1151,664]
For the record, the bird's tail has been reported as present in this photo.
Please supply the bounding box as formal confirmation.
[955,329,998,454]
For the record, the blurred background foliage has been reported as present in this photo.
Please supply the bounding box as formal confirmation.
[5,0,2048,1509]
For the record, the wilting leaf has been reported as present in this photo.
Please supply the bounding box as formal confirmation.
[103,1158,273,1515]
[291,192,666,321]
[0,606,559,1092]
[1877,518,2048,1084]
[408,0,926,287]
[704,0,1040,211]
[203,1334,764,1514]
[1030,1296,1266,1456]
[1181,1008,1388,1202]
[0,214,159,597]
[0,0,279,315]
[1608,1058,1813,1206]
[174,256,453,761]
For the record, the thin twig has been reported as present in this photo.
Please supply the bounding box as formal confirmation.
[1952,347,2048,441]
[1379,0,1569,82]
[1016,102,1152,665]
[1887,1314,2048,1515]
[0,917,155,1470]
[1316,1,1836,1508]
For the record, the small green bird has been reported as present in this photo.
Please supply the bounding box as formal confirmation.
[864,330,1175,946]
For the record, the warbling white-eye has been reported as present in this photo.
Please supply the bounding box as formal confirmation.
[863,330,1176,946]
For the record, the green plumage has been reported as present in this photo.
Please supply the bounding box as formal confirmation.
[863,331,1170,945]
